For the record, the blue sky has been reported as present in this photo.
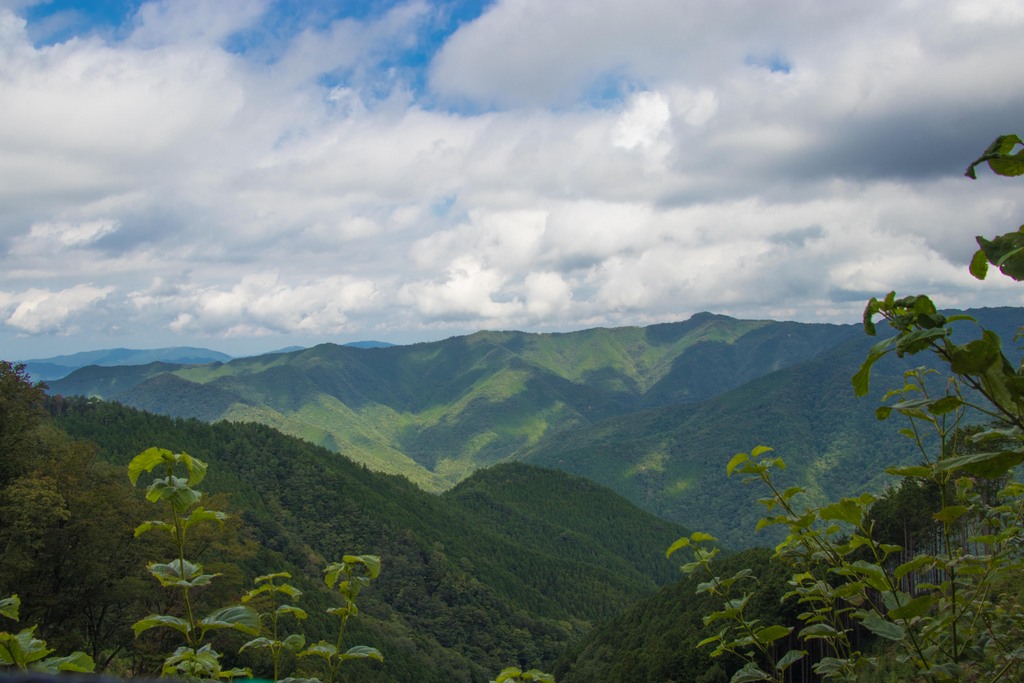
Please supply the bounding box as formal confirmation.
[2,0,1024,359]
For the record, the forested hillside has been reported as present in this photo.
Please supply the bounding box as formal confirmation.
[2,366,688,681]
[47,313,861,493]
[46,309,1024,547]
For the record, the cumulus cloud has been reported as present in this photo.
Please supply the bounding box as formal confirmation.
[2,0,1024,358]
[12,219,119,254]
[132,273,377,337]
[1,284,114,334]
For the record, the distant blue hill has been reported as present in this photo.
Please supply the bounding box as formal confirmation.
[18,346,233,381]
[344,340,395,349]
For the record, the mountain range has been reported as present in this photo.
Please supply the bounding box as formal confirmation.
[43,308,1024,547]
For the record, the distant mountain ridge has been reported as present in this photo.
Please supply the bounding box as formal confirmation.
[18,346,234,381]
[43,308,1024,545]
[17,341,394,381]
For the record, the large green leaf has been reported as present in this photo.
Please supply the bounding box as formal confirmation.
[239,636,273,652]
[730,661,771,682]
[128,447,174,485]
[146,475,202,511]
[753,624,791,645]
[199,606,260,635]
[495,667,523,683]
[134,519,175,538]
[132,614,190,637]
[964,134,1024,178]
[935,449,1024,478]
[819,499,863,526]
[35,651,96,674]
[860,612,904,641]
[148,559,204,584]
[183,506,228,532]
[0,627,53,667]
[888,594,935,621]
[0,595,19,621]
[300,641,337,659]
[343,554,382,579]
[276,604,307,620]
[128,447,208,487]
[283,633,306,651]
[340,645,383,662]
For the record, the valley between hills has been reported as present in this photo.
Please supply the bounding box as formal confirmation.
[44,308,1024,547]
[6,307,1023,681]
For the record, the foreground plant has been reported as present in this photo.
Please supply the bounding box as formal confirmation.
[491,665,556,682]
[670,137,1024,683]
[298,554,383,683]
[240,572,307,682]
[0,594,95,673]
[129,447,259,680]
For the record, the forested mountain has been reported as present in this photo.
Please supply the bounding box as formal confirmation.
[32,392,687,680]
[44,308,1024,547]
[47,314,860,490]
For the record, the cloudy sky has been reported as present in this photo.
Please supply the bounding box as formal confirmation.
[2,0,1024,359]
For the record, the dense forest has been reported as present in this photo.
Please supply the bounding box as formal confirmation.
[2,362,695,680]
[2,358,976,682]
[43,308,1024,550]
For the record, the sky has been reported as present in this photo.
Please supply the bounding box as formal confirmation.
[2,0,1024,360]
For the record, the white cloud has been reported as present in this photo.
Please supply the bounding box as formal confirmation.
[2,284,114,334]
[400,256,521,321]
[135,273,378,336]
[612,91,671,151]
[2,0,1024,357]
[13,219,119,254]
[128,0,269,48]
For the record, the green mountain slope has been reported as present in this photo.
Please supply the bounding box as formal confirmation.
[553,547,790,683]
[52,397,688,679]
[519,307,1024,547]
[45,308,1024,547]
[47,313,863,490]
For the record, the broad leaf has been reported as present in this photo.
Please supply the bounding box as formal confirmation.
[277,604,308,620]
[861,612,904,641]
[495,667,523,683]
[0,627,52,667]
[894,555,934,580]
[199,606,260,635]
[819,499,863,526]
[146,476,202,511]
[300,642,337,659]
[132,614,190,637]
[35,651,96,674]
[183,507,228,531]
[128,447,173,485]
[134,520,175,538]
[0,594,19,621]
[936,449,1024,478]
[340,645,383,662]
[148,559,208,586]
[754,624,791,645]
[283,633,306,651]
[730,661,771,682]
[239,636,273,652]
[727,452,748,476]
[776,649,806,672]
[965,134,1024,179]
[342,554,382,579]
[889,594,935,621]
